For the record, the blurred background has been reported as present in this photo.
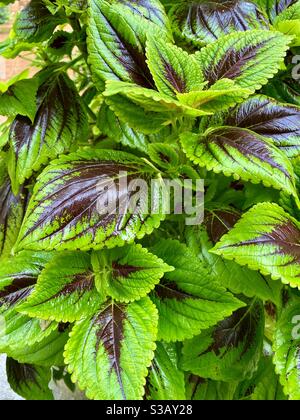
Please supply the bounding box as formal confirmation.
[0,1,30,82]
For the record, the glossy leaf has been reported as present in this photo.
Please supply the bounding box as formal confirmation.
[170,1,269,46]
[65,297,158,400]
[19,252,104,323]
[14,0,66,42]
[186,222,281,304]
[274,1,300,45]
[87,0,167,89]
[103,80,211,117]
[180,127,298,199]
[15,149,165,252]
[0,78,38,122]
[258,0,298,22]
[6,358,54,400]
[9,325,70,367]
[105,94,171,134]
[196,30,291,93]
[212,202,300,288]
[181,301,265,382]
[0,251,57,354]
[148,143,179,170]
[150,240,244,342]
[147,342,186,400]
[98,103,150,152]
[226,95,300,158]
[8,73,88,194]
[146,37,205,97]
[0,175,26,258]
[92,244,173,303]
[273,296,300,400]
[177,79,251,113]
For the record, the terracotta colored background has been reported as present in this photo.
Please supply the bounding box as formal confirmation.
[0,0,30,82]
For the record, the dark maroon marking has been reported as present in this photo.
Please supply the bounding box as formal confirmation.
[160,54,187,93]
[205,209,241,244]
[158,152,171,164]
[119,0,165,24]
[270,0,297,21]
[174,1,268,46]
[206,42,266,85]
[94,303,127,399]
[98,5,155,89]
[37,272,95,305]
[232,220,300,266]
[155,281,196,301]
[6,358,40,389]
[9,73,84,161]
[19,160,151,245]
[58,322,70,333]
[50,35,68,49]
[206,127,291,178]
[112,262,143,279]
[0,276,36,307]
[205,303,262,358]
[226,97,300,147]
[0,180,25,254]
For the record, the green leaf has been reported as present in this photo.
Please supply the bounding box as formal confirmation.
[146,37,205,98]
[146,341,186,400]
[104,80,211,117]
[14,0,66,43]
[98,103,150,152]
[18,252,104,323]
[0,78,38,122]
[195,30,291,94]
[9,324,70,367]
[87,0,168,89]
[212,202,300,288]
[186,224,281,304]
[0,175,26,258]
[250,357,287,400]
[148,143,179,170]
[105,94,171,134]
[181,300,265,382]
[273,296,300,400]
[169,1,269,46]
[8,73,88,195]
[150,239,244,342]
[0,121,9,151]
[177,79,251,113]
[14,149,165,252]
[256,0,297,23]
[0,37,34,59]
[92,244,173,302]
[274,1,300,45]
[64,297,158,400]
[225,95,300,158]
[180,127,298,200]
[186,376,238,400]
[0,251,57,354]
[105,0,170,34]
[6,358,54,400]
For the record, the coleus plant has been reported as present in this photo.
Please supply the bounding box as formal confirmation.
[0,0,300,401]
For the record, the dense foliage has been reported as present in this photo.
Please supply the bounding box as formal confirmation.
[0,0,300,401]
